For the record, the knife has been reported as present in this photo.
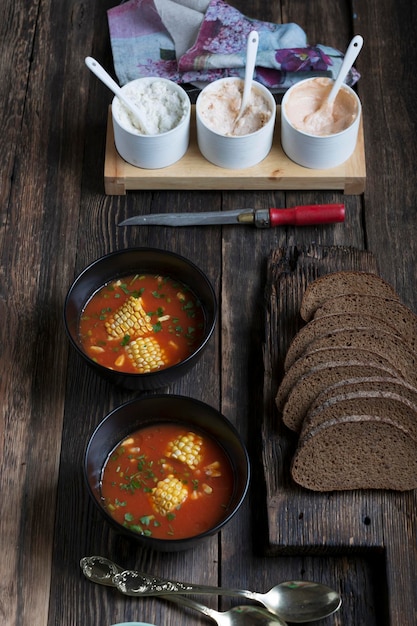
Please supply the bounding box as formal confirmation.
[118,204,345,228]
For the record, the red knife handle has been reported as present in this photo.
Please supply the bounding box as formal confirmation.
[269,204,345,226]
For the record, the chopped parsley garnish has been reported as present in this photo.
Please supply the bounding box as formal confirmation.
[120,334,130,346]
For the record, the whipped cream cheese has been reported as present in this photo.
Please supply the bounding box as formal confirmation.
[284,77,359,136]
[199,80,273,137]
[113,80,188,135]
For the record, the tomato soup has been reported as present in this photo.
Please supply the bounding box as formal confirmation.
[100,422,235,539]
[79,274,205,374]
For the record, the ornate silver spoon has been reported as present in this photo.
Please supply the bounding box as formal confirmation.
[80,555,341,623]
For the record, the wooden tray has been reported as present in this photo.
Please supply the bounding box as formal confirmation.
[261,245,417,623]
[104,107,366,195]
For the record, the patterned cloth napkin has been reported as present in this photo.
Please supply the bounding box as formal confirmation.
[108,0,360,92]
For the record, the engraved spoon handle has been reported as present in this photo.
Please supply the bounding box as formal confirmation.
[113,569,255,600]
[80,556,255,599]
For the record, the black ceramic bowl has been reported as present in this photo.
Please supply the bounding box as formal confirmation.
[64,248,217,390]
[84,395,250,551]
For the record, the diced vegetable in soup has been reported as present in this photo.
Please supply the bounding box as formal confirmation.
[79,274,205,374]
[100,423,235,539]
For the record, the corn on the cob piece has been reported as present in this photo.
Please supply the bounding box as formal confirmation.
[150,474,188,515]
[166,432,203,470]
[126,336,167,373]
[105,296,153,339]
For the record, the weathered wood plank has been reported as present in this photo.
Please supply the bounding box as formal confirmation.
[196,2,397,625]
[0,0,99,624]
[262,245,417,624]
[0,1,40,213]
[352,0,417,311]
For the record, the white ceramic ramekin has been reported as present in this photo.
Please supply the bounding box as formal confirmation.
[112,77,191,169]
[196,77,276,169]
[281,77,362,169]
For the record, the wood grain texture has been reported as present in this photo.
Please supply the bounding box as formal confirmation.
[0,0,95,624]
[1,0,417,624]
[352,0,417,311]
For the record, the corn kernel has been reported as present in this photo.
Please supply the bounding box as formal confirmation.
[150,475,188,516]
[105,296,153,339]
[114,354,125,367]
[126,336,167,373]
[166,432,203,470]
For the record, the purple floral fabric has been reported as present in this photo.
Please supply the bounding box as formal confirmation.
[107,0,360,91]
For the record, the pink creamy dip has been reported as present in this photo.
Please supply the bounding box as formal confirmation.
[199,80,272,137]
[284,77,359,136]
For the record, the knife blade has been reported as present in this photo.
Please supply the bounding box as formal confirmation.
[118,204,345,228]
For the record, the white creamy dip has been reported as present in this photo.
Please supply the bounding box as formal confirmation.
[284,77,359,136]
[113,80,188,135]
[199,80,272,137]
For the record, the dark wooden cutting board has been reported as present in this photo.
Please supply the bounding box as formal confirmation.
[262,245,417,624]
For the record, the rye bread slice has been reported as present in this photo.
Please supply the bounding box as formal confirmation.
[313,294,417,352]
[283,313,401,371]
[281,362,402,432]
[309,376,417,415]
[283,328,417,385]
[291,417,417,491]
[300,394,417,442]
[300,271,400,322]
[275,347,403,411]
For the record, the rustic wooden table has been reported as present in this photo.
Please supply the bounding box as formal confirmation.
[1,1,417,625]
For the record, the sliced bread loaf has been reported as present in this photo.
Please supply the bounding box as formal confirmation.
[308,376,417,415]
[290,417,417,491]
[300,271,400,322]
[283,313,401,371]
[283,328,417,386]
[275,347,403,411]
[281,362,402,432]
[299,394,417,442]
[313,294,417,352]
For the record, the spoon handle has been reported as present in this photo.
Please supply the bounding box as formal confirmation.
[327,34,363,103]
[242,31,259,101]
[236,30,259,121]
[85,56,122,97]
[85,56,151,133]
[113,568,252,599]
[81,555,253,598]
[161,594,219,621]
